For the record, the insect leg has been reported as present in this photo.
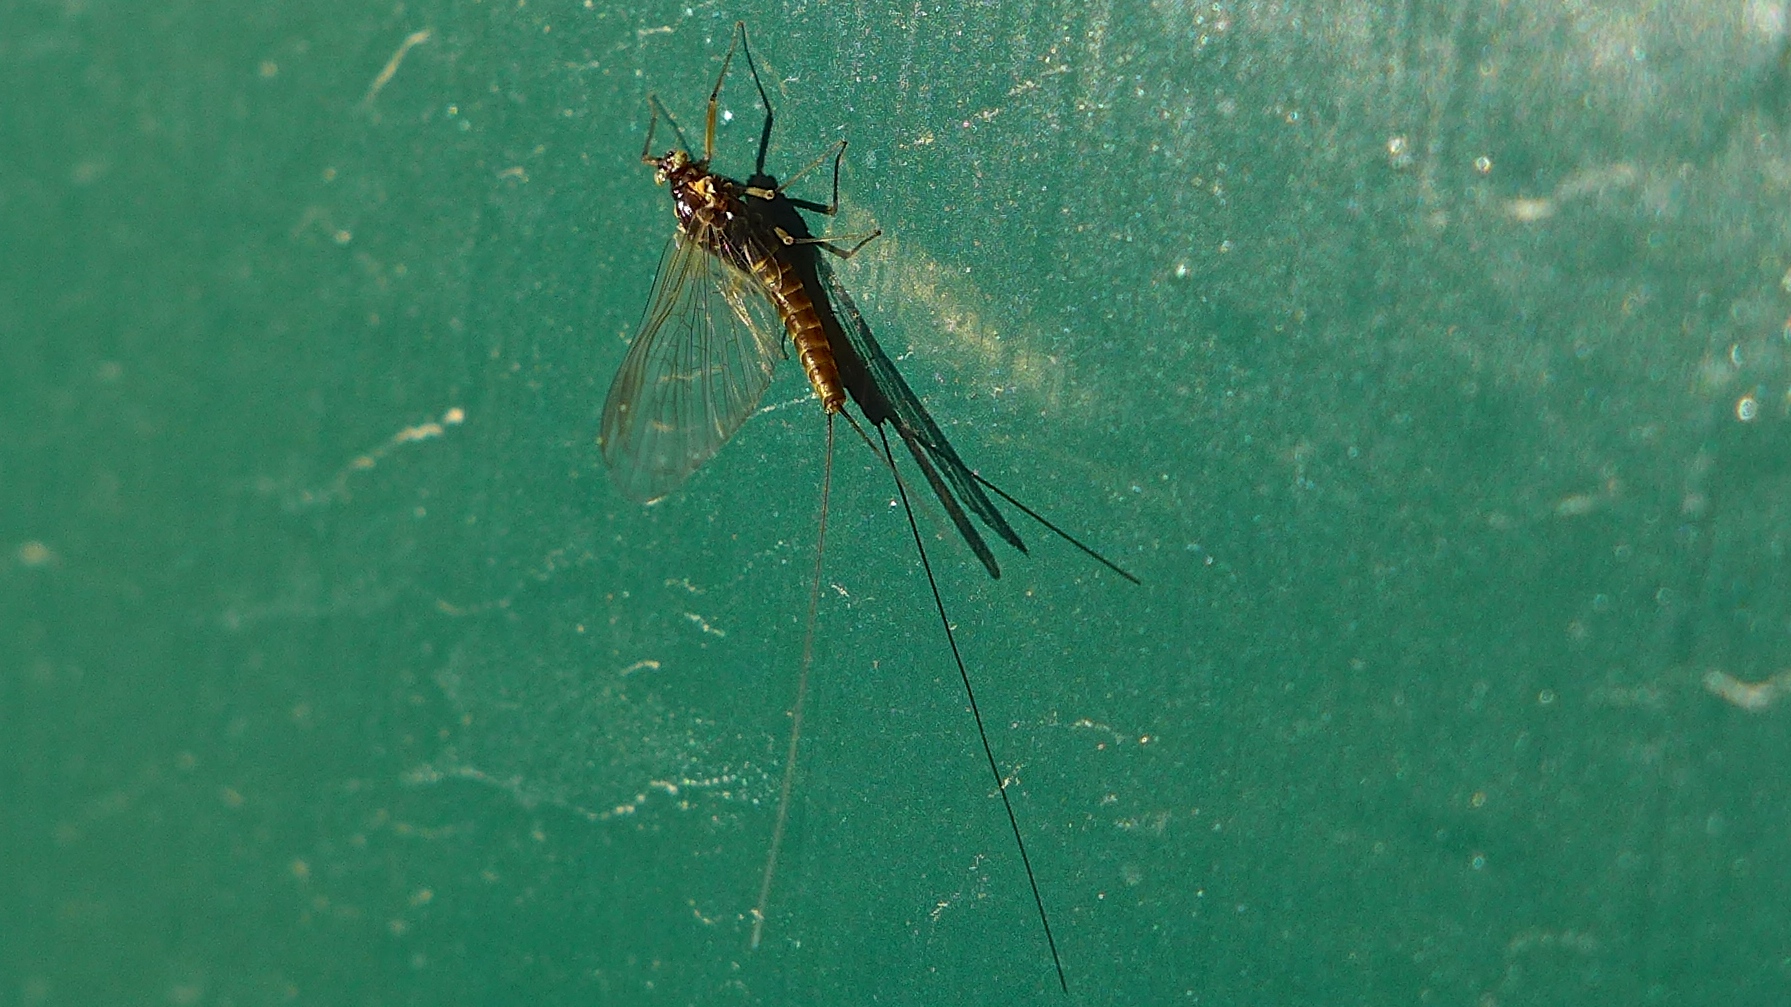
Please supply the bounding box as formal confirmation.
[777,141,848,200]
[705,22,744,161]
[771,226,882,259]
[746,139,852,215]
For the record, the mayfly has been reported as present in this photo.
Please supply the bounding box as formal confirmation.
[600,23,1137,992]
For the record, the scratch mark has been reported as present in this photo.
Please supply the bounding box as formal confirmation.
[1506,162,1638,225]
[363,28,435,109]
[1070,716,1155,750]
[684,612,727,637]
[404,762,736,820]
[1704,668,1791,711]
[434,544,610,618]
[293,407,465,509]
[755,393,819,416]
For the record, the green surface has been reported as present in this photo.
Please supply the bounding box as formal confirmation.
[9,1,1791,1003]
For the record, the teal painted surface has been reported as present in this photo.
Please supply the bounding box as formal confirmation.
[8,1,1791,1003]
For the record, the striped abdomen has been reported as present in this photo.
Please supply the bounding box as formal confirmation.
[749,252,845,414]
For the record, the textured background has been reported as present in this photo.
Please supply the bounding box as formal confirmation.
[7,0,1791,1003]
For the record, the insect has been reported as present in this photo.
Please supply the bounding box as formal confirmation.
[601,23,1137,993]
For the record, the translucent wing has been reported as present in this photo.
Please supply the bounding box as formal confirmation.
[601,229,787,502]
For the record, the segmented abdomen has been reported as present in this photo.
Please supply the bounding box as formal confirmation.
[750,252,845,414]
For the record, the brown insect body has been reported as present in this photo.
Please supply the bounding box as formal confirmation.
[654,150,845,414]
[604,27,1137,994]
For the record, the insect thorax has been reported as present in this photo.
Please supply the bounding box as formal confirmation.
[672,172,768,271]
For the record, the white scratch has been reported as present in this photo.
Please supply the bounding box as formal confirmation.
[363,28,435,109]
